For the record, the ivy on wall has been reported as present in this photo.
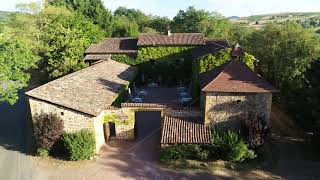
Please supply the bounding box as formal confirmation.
[136,46,194,63]
[135,46,195,85]
[111,54,136,65]
[191,48,256,100]
[103,110,135,126]
[198,48,255,73]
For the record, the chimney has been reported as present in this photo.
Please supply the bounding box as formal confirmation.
[167,25,171,36]
[230,43,244,61]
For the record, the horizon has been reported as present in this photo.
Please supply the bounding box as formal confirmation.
[1,0,320,18]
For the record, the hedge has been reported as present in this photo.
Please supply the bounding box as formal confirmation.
[160,129,256,163]
[160,144,209,162]
[209,129,256,162]
[62,129,96,161]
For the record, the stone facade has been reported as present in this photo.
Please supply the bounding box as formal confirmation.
[28,97,105,153]
[93,111,107,152]
[29,98,94,132]
[104,109,135,140]
[204,92,272,131]
[163,107,203,118]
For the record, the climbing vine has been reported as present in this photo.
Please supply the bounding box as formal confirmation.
[111,54,136,65]
[103,110,135,126]
[136,46,194,63]
[191,48,256,99]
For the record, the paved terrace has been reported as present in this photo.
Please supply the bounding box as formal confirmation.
[26,60,137,116]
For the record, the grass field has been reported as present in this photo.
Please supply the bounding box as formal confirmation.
[231,12,320,29]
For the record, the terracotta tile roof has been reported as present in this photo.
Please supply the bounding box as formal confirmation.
[121,103,183,108]
[26,60,137,116]
[192,39,230,59]
[161,116,211,144]
[137,33,205,46]
[200,60,278,93]
[85,38,138,54]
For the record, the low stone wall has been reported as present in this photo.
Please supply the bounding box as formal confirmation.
[104,109,135,140]
[163,107,203,118]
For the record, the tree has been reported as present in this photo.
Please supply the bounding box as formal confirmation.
[148,16,171,33]
[245,23,320,91]
[15,1,42,15]
[171,6,230,38]
[171,6,210,33]
[0,35,39,104]
[41,6,105,79]
[226,24,253,45]
[48,0,113,35]
[111,16,139,37]
[199,15,231,38]
[0,2,43,104]
[114,6,149,31]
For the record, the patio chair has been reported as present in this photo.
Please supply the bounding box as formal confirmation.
[132,97,143,103]
[177,86,187,92]
[179,92,189,97]
[138,89,147,96]
[148,82,158,88]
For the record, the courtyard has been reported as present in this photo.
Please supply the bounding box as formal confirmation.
[0,92,320,179]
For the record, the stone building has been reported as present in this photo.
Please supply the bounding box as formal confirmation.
[199,51,278,131]
[84,38,138,65]
[26,60,137,153]
[26,32,277,153]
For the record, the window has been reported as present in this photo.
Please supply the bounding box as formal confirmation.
[60,112,64,116]
[236,100,242,104]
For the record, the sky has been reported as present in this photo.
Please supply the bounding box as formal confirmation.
[1,0,320,18]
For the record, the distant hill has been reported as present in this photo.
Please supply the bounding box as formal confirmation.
[0,11,10,21]
[228,16,240,20]
[231,12,320,29]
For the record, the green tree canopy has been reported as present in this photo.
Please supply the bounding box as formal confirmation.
[111,16,139,37]
[245,23,320,91]
[41,6,105,79]
[0,35,39,104]
[114,6,149,31]
[48,0,113,35]
[171,6,231,38]
[147,16,171,33]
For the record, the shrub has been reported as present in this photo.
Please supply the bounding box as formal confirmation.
[33,113,64,150]
[160,144,209,162]
[62,129,96,161]
[36,148,49,157]
[210,129,256,162]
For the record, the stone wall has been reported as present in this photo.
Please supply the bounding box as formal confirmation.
[28,97,105,153]
[28,98,94,132]
[204,92,272,130]
[104,109,135,140]
[93,111,106,153]
[163,107,203,118]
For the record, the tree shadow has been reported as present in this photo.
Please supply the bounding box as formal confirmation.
[99,131,230,179]
[97,78,127,93]
[0,91,35,155]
